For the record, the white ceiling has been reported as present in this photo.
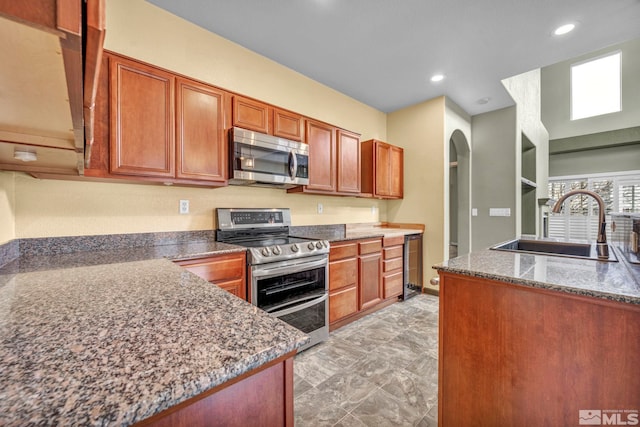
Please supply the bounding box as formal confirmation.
[147,0,640,116]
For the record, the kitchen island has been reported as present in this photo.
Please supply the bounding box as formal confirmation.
[0,249,308,426]
[435,242,640,427]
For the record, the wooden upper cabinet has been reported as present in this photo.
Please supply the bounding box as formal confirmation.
[305,119,336,192]
[109,55,175,177]
[389,145,403,198]
[336,129,361,194]
[361,139,404,199]
[273,108,304,142]
[375,142,391,196]
[232,95,270,134]
[176,77,227,182]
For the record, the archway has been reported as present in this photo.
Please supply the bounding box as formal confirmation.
[449,129,471,257]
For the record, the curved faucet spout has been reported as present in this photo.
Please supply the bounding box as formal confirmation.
[551,189,609,258]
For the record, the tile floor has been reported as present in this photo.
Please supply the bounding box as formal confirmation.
[294,294,439,426]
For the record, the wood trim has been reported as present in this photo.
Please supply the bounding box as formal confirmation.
[0,0,59,35]
[382,222,426,232]
[83,0,106,166]
[56,0,81,35]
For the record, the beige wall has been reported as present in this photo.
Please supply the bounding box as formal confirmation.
[14,174,386,238]
[10,0,391,239]
[387,97,446,285]
[0,171,15,244]
[106,0,386,139]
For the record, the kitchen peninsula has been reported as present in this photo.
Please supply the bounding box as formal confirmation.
[435,242,640,426]
[0,240,308,426]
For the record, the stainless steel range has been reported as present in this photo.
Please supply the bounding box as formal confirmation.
[216,208,329,350]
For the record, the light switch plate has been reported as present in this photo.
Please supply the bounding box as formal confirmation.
[489,208,511,217]
[472,208,478,216]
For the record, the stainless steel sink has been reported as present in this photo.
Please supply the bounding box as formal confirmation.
[491,239,618,262]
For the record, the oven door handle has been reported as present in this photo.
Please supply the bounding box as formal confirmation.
[251,257,327,278]
[268,293,327,317]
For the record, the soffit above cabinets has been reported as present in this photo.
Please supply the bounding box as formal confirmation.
[0,4,87,177]
[0,141,79,175]
[0,15,75,150]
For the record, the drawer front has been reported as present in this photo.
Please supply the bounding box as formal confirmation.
[329,258,358,291]
[177,253,245,282]
[359,239,382,255]
[383,257,403,273]
[383,245,403,260]
[330,242,358,261]
[383,235,404,247]
[383,271,403,299]
[329,286,358,323]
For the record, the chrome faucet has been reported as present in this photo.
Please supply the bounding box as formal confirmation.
[551,189,609,259]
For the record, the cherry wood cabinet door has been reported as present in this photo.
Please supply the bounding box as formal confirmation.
[176,78,227,182]
[109,55,175,177]
[336,129,361,194]
[232,95,270,134]
[305,119,336,192]
[439,272,640,426]
[389,145,404,198]
[374,142,391,196]
[358,251,382,311]
[273,108,304,142]
[175,252,247,300]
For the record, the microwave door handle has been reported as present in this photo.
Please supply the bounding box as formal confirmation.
[288,150,297,179]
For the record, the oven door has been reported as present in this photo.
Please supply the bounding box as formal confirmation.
[251,255,328,341]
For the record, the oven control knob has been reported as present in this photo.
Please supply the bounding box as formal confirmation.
[315,241,323,249]
[261,247,271,257]
[291,244,299,252]
[272,245,282,255]
[307,242,315,250]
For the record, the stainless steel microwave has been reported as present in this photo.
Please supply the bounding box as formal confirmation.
[229,127,309,188]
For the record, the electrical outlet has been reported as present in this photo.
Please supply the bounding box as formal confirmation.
[371,206,377,215]
[179,199,189,214]
[317,203,323,214]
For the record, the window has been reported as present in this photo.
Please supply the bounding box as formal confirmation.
[571,51,621,120]
[548,171,640,241]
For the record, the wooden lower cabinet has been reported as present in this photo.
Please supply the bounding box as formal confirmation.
[328,242,358,325]
[329,238,395,330]
[175,252,247,300]
[438,271,640,427]
[134,352,295,427]
[382,236,404,299]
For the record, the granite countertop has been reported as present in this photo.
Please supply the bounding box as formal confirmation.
[292,225,423,243]
[0,250,308,425]
[435,241,640,305]
[0,240,246,274]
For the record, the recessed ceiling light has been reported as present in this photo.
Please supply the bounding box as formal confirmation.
[554,23,575,36]
[477,97,491,105]
[430,74,445,83]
